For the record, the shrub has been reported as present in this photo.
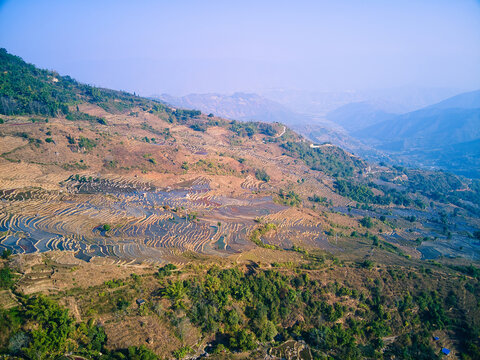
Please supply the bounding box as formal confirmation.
[360,216,373,228]
[158,263,177,278]
[173,345,192,359]
[1,249,12,259]
[78,136,96,150]
[255,169,270,182]
[362,260,374,269]
[190,123,207,132]
[0,266,14,289]
[276,189,301,207]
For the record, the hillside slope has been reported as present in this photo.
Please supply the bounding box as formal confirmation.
[0,48,372,263]
[1,49,480,360]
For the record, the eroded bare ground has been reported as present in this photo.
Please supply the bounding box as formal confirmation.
[9,251,152,294]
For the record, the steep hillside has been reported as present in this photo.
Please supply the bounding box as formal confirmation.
[1,49,480,360]
[0,48,162,117]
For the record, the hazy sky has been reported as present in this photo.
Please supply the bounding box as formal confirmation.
[1,0,479,95]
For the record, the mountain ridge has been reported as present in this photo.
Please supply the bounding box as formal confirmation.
[153,91,310,126]
[344,89,480,177]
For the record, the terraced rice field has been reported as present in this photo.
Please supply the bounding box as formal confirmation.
[0,176,325,264]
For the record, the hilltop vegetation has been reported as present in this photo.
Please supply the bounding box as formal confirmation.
[0,48,163,117]
[281,141,365,178]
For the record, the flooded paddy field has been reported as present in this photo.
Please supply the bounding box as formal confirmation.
[0,176,325,264]
[334,205,480,261]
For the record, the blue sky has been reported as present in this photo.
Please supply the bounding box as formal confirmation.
[1,0,479,95]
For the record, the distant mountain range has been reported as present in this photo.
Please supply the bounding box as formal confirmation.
[153,92,309,126]
[154,92,386,161]
[351,90,480,177]
[325,101,397,133]
[261,87,460,116]
[155,89,480,178]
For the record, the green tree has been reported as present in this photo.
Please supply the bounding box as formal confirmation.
[22,295,73,359]
[0,267,14,289]
[360,216,373,228]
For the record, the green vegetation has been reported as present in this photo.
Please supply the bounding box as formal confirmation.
[404,171,480,215]
[157,263,177,278]
[153,264,480,359]
[255,168,270,182]
[104,279,125,288]
[191,159,237,176]
[0,48,165,118]
[404,170,462,195]
[276,189,301,207]
[308,194,331,206]
[334,179,421,208]
[360,216,374,228]
[375,168,480,215]
[0,294,158,359]
[78,136,97,150]
[173,109,201,121]
[1,260,479,359]
[229,121,276,137]
[250,223,278,249]
[173,345,192,359]
[0,266,14,289]
[281,141,364,178]
[66,111,106,124]
[334,180,375,203]
[189,123,206,132]
[0,48,75,115]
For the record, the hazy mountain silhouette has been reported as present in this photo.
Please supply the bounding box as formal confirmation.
[154,92,309,126]
[326,101,398,132]
[354,90,480,177]
[356,90,480,150]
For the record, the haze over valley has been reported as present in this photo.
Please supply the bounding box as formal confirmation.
[0,1,480,359]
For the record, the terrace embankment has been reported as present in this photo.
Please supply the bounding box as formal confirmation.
[0,175,326,264]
